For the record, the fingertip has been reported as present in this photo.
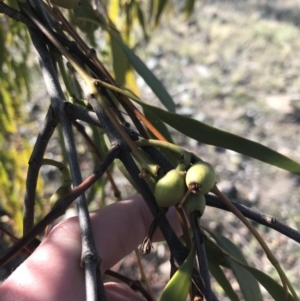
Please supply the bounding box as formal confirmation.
[105,282,146,301]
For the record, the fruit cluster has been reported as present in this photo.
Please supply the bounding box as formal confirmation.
[154,161,215,215]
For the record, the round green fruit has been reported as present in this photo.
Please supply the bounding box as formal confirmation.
[183,193,206,215]
[185,161,215,194]
[154,169,186,207]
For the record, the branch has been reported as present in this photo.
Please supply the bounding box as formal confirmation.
[119,151,207,295]
[51,7,149,138]
[190,212,216,301]
[65,103,175,172]
[28,0,52,28]
[0,2,36,28]
[27,30,64,110]
[65,103,103,127]
[59,104,105,301]
[205,194,300,244]
[22,5,107,299]
[0,145,120,268]
[73,120,121,199]
[23,107,58,234]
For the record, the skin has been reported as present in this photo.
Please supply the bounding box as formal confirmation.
[0,195,182,301]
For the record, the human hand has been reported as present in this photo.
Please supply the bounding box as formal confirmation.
[0,195,182,301]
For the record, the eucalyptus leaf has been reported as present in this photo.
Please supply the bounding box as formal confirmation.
[208,260,240,301]
[143,108,177,167]
[135,2,149,41]
[71,0,98,45]
[210,232,263,301]
[158,246,195,301]
[182,0,196,18]
[205,237,296,301]
[143,108,174,143]
[109,32,128,86]
[132,99,300,176]
[110,32,176,113]
[154,0,169,26]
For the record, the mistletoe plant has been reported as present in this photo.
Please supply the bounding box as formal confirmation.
[1,1,300,301]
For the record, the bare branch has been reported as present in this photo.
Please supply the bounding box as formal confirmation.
[190,212,216,301]
[0,145,120,268]
[24,107,58,234]
[206,194,300,244]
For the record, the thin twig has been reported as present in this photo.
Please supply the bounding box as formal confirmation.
[72,119,156,298]
[190,212,214,301]
[0,226,39,255]
[205,194,300,244]
[73,120,121,199]
[60,114,105,301]
[212,186,299,301]
[0,145,120,268]
[66,103,175,172]
[23,107,58,234]
[28,0,52,28]
[22,5,106,298]
[175,207,192,250]
[22,10,65,232]
[50,5,172,142]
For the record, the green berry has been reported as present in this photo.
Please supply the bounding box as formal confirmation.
[154,169,186,207]
[185,161,215,194]
[184,193,206,215]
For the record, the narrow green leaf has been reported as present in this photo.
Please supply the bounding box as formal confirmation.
[0,29,5,73]
[135,2,149,41]
[149,0,155,22]
[155,0,169,26]
[110,32,176,113]
[158,246,196,301]
[71,0,98,45]
[109,32,128,86]
[181,0,196,18]
[239,266,295,301]
[132,100,300,176]
[143,108,174,143]
[205,237,296,301]
[210,232,263,301]
[208,260,240,301]
[205,238,229,267]
[143,107,178,167]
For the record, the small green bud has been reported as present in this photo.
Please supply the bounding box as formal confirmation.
[183,193,206,215]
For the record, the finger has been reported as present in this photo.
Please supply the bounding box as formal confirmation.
[105,282,146,301]
[49,194,182,273]
[0,195,181,301]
